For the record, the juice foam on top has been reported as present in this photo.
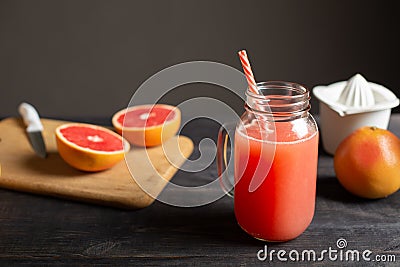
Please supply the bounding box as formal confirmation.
[237,121,318,145]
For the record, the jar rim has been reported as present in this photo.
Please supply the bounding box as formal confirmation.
[244,81,311,121]
[245,81,309,100]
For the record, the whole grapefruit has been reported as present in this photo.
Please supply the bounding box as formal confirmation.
[334,126,400,199]
[55,123,130,172]
[112,104,181,147]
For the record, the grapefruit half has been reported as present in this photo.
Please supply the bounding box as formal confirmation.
[55,123,130,172]
[112,104,181,147]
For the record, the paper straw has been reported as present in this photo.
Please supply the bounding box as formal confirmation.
[238,50,259,94]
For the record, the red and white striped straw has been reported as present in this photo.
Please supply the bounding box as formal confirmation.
[238,50,259,94]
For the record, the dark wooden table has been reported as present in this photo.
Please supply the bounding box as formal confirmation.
[0,115,399,266]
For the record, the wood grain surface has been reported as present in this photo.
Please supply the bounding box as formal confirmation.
[0,116,399,266]
[0,118,193,209]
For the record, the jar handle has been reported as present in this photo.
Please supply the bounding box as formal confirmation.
[217,122,236,198]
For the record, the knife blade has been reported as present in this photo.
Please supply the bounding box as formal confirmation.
[18,102,47,158]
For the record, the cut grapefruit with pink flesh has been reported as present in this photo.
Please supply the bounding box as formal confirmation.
[55,123,130,172]
[112,104,181,147]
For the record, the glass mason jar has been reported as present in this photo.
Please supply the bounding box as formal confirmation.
[218,81,319,242]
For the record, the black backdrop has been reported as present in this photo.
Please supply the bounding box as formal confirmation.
[0,0,398,119]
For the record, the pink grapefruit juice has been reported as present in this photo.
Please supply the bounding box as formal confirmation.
[234,122,319,241]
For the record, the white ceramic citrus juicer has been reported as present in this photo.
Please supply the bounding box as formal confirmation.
[313,73,399,155]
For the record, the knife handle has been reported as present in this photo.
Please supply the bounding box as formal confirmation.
[18,102,44,132]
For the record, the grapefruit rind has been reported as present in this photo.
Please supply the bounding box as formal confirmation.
[55,123,130,172]
[334,126,400,199]
[112,104,181,147]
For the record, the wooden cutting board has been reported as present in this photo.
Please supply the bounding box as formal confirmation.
[0,117,193,209]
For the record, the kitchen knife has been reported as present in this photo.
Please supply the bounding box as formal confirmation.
[18,102,47,158]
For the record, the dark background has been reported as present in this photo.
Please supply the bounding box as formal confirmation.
[0,0,398,120]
